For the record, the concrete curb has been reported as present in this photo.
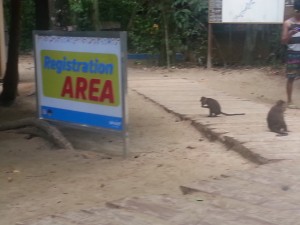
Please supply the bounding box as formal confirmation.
[133,90,270,165]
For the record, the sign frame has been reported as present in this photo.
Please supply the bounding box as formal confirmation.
[33,30,128,156]
[209,0,285,24]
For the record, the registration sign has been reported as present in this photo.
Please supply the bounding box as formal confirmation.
[33,31,127,132]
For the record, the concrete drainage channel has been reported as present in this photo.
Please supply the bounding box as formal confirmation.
[133,90,270,165]
[190,120,271,165]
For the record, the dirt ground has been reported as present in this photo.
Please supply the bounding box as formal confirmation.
[1,56,298,225]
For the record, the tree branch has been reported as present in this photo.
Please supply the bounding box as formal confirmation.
[0,117,74,150]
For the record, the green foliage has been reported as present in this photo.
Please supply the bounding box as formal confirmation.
[97,0,138,28]
[171,0,208,60]
[20,0,35,51]
[128,5,162,54]
[4,0,210,61]
[4,0,35,51]
[68,0,138,31]
[69,0,94,31]
[127,0,209,64]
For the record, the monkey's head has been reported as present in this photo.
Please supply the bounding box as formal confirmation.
[276,100,287,111]
[200,96,207,103]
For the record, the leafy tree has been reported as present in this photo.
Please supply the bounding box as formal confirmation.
[97,0,138,29]
[20,0,35,51]
[128,4,161,54]
[0,0,22,106]
[0,0,50,106]
[128,0,208,65]
[69,0,94,31]
[4,0,209,66]
[172,0,208,63]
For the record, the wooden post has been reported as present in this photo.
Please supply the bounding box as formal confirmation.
[162,10,171,71]
[206,23,212,69]
[0,0,6,77]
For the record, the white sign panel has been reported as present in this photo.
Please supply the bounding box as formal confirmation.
[222,0,285,23]
[34,32,127,131]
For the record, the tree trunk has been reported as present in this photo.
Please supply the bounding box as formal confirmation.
[0,117,74,150]
[126,4,137,30]
[93,0,100,31]
[0,0,21,106]
[161,3,171,70]
[35,0,50,30]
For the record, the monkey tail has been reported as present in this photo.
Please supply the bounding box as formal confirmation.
[221,112,245,116]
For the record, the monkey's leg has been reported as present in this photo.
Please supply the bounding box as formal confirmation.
[272,126,288,136]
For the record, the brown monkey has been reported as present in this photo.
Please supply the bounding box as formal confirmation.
[267,100,288,136]
[200,97,245,117]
